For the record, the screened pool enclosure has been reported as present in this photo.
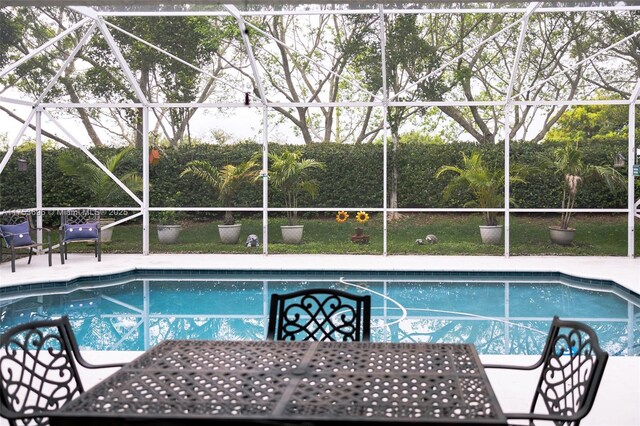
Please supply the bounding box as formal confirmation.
[0,1,638,256]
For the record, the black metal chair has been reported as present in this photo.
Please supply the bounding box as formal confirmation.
[267,288,371,341]
[0,211,52,273]
[483,316,609,426]
[59,209,101,264]
[0,316,124,426]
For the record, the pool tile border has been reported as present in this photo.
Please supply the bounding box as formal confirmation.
[1,268,638,301]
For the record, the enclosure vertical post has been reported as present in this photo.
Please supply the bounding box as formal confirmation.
[379,4,389,256]
[263,106,269,255]
[503,3,537,257]
[628,101,636,257]
[142,106,150,255]
[504,106,511,258]
[35,108,44,249]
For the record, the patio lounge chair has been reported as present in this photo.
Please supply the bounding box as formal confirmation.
[267,288,371,341]
[483,316,609,426]
[0,211,52,273]
[0,316,124,426]
[59,209,101,264]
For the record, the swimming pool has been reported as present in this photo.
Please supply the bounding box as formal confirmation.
[1,270,638,356]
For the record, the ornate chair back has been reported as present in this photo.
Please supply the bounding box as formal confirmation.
[0,211,51,273]
[527,317,608,426]
[267,288,371,341]
[59,209,101,264]
[0,317,84,426]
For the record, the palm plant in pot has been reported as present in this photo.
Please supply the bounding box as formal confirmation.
[545,142,625,245]
[180,159,259,244]
[58,146,143,243]
[268,150,325,244]
[435,151,525,245]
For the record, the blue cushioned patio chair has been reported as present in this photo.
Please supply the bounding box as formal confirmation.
[483,316,609,426]
[267,288,371,341]
[0,211,52,273]
[59,209,101,264]
[0,316,124,426]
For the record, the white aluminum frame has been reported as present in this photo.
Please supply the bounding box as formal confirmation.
[0,2,637,257]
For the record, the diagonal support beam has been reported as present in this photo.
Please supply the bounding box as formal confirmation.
[506,2,540,101]
[240,17,379,101]
[71,6,148,103]
[0,109,36,175]
[104,20,250,101]
[0,17,91,78]
[225,4,267,104]
[36,22,97,104]
[514,28,640,99]
[392,15,527,101]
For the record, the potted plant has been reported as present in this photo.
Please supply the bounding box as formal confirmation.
[435,151,525,244]
[545,142,625,245]
[58,146,143,243]
[156,210,182,244]
[180,159,259,244]
[268,150,325,244]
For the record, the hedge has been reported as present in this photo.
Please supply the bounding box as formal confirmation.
[1,140,637,222]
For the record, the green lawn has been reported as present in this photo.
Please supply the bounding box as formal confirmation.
[54,213,638,257]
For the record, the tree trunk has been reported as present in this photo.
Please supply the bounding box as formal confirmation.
[388,130,400,221]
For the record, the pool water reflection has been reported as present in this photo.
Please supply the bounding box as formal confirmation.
[1,271,638,356]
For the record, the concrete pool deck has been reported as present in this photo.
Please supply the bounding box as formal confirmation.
[1,253,639,425]
[1,253,639,293]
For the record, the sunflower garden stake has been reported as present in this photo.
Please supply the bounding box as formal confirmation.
[337,210,370,244]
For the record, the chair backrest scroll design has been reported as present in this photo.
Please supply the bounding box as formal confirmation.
[267,288,371,342]
[531,316,609,426]
[0,317,84,426]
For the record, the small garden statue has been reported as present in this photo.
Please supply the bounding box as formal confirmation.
[245,234,259,247]
[426,234,438,244]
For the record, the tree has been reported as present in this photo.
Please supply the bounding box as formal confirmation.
[0,9,21,68]
[348,13,448,218]
[57,146,143,206]
[234,13,382,144]
[0,7,93,147]
[1,9,239,147]
[268,150,325,226]
[582,11,640,98]
[82,15,237,147]
[435,151,526,226]
[545,102,639,144]
[180,159,259,225]
[543,142,625,230]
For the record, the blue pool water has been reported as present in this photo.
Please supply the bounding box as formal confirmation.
[1,271,638,356]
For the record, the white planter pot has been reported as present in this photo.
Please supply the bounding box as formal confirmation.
[479,225,503,245]
[218,224,242,244]
[281,225,304,244]
[99,218,115,243]
[549,226,575,246]
[157,224,182,244]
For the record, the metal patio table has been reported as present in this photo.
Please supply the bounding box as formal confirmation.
[50,340,507,426]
